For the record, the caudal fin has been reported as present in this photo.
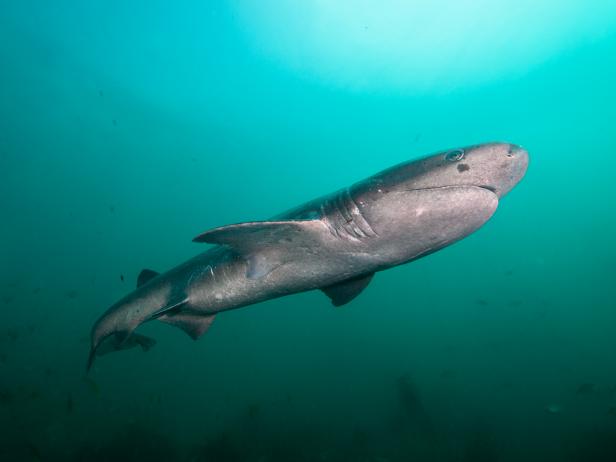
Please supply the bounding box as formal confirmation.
[86,346,97,372]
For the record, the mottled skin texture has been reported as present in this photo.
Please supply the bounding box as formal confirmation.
[88,142,528,367]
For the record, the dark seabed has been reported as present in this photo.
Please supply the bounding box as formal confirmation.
[1,1,616,461]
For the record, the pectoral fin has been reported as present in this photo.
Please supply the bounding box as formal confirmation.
[158,312,216,340]
[321,273,374,307]
[193,220,326,252]
[193,220,327,280]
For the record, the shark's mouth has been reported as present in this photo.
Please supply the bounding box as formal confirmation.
[478,185,497,193]
[406,184,500,197]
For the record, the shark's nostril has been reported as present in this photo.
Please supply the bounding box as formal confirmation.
[507,144,524,158]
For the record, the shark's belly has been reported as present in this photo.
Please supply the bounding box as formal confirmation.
[185,244,379,314]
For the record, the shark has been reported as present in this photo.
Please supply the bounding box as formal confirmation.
[88,142,528,369]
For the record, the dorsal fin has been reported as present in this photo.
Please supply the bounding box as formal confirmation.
[137,269,159,288]
[321,273,374,307]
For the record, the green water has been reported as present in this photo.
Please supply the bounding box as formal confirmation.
[1,1,616,461]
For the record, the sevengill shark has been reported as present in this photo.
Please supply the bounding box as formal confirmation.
[88,142,528,369]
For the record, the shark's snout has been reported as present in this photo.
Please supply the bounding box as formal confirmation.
[498,143,529,198]
[507,144,526,157]
[464,142,528,199]
[505,144,529,173]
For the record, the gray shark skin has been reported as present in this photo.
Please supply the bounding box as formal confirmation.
[88,142,528,369]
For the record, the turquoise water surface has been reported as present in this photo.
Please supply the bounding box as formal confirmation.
[1,1,616,460]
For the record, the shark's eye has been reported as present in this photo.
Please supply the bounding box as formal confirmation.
[445,149,465,162]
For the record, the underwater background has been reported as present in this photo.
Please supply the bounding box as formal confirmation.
[1,1,616,460]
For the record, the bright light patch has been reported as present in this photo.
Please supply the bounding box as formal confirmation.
[233,0,616,92]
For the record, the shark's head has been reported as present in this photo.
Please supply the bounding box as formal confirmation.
[348,142,529,260]
[399,142,529,198]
